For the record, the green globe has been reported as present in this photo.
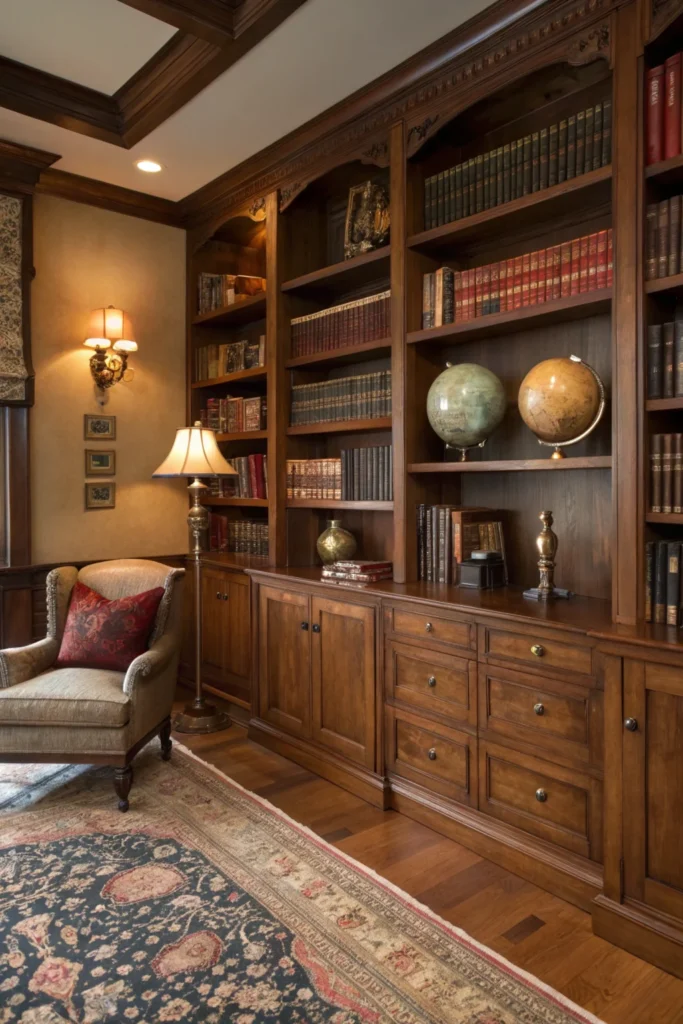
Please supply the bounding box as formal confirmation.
[427,363,506,450]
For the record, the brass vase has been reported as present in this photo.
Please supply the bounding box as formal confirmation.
[316,519,357,565]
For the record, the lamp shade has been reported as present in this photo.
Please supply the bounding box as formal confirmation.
[153,422,237,478]
[84,306,135,349]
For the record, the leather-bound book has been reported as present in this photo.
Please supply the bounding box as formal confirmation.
[664,321,675,397]
[593,102,603,171]
[647,64,665,165]
[645,541,655,623]
[658,199,670,278]
[648,323,663,398]
[646,203,658,281]
[670,195,681,277]
[576,110,585,176]
[531,131,540,193]
[548,123,558,186]
[663,432,674,513]
[674,434,683,513]
[522,134,531,195]
[584,107,594,173]
[567,114,577,179]
[655,541,668,624]
[665,53,682,159]
[651,433,664,512]
[666,542,681,626]
[558,119,568,182]
[539,128,549,189]
[601,97,612,166]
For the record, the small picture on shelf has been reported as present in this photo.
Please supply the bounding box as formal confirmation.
[84,414,116,440]
[85,449,116,476]
[344,180,390,259]
[85,482,116,510]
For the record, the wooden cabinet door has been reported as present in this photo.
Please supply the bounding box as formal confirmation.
[201,566,231,680]
[200,567,251,706]
[311,595,375,768]
[623,659,683,921]
[258,585,311,738]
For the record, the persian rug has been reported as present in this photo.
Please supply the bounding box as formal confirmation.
[0,744,605,1024]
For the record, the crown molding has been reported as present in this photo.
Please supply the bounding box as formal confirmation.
[115,0,237,44]
[0,140,60,194]
[35,168,183,227]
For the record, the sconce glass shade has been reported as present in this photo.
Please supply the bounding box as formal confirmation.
[85,306,135,349]
[83,336,111,350]
[113,339,138,354]
[153,421,237,478]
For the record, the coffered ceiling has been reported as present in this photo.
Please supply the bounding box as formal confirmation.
[0,0,496,202]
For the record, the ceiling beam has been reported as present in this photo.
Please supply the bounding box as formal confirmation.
[0,140,60,194]
[115,0,235,45]
[36,168,183,226]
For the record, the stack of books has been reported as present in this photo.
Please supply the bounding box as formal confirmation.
[290,371,391,425]
[285,447,393,501]
[201,396,267,433]
[286,459,342,500]
[424,100,612,229]
[646,54,683,165]
[422,229,612,328]
[645,198,683,280]
[209,516,268,555]
[321,560,393,589]
[417,505,507,584]
[290,291,390,358]
[197,273,266,315]
[647,313,683,398]
[650,433,683,513]
[645,541,683,625]
[210,455,268,499]
[195,336,265,381]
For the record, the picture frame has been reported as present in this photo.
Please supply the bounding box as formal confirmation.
[84,414,116,441]
[85,482,116,510]
[343,180,390,260]
[85,449,116,476]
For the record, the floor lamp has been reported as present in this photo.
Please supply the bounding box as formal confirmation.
[153,421,238,734]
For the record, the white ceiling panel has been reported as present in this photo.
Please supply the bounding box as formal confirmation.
[0,0,176,94]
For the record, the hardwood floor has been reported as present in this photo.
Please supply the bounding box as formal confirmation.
[172,704,683,1024]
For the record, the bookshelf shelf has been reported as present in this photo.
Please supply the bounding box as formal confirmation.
[646,397,683,411]
[281,246,390,295]
[287,417,392,436]
[407,290,612,346]
[286,499,393,510]
[192,366,267,389]
[408,456,612,473]
[645,273,683,296]
[645,152,683,185]
[285,338,391,369]
[408,166,612,252]
[193,293,266,327]
[216,430,268,442]
[646,512,683,524]
[204,497,268,507]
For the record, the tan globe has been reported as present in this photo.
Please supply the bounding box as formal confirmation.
[518,357,602,445]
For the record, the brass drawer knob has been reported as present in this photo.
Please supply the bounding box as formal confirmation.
[624,717,638,732]
[533,703,545,716]
[425,622,433,633]
[535,788,548,803]
[530,644,545,657]
[427,675,437,687]
[427,748,437,761]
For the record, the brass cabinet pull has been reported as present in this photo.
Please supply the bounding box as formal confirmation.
[425,622,433,633]
[624,717,638,732]
[533,702,545,716]
[301,622,309,630]
[535,788,548,803]
[530,644,545,657]
[428,748,437,761]
[427,675,437,687]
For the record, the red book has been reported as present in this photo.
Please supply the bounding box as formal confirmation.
[521,252,531,306]
[607,228,614,288]
[513,255,523,309]
[498,261,507,313]
[253,454,266,498]
[529,250,539,305]
[475,264,484,317]
[537,248,547,304]
[560,241,572,297]
[549,245,562,300]
[468,268,476,320]
[579,235,590,293]
[647,64,665,165]
[587,232,598,292]
[596,229,608,289]
[490,262,500,314]
[665,53,682,159]
[570,237,581,295]
[506,258,515,311]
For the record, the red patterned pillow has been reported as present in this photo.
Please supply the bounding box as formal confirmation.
[56,581,165,672]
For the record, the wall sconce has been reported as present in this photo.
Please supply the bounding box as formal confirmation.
[83,306,137,391]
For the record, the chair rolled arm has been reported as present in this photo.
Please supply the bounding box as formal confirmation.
[0,637,59,690]
[122,633,178,697]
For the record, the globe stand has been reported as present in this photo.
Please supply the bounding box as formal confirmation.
[446,440,487,463]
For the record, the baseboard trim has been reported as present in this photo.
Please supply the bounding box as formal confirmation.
[592,895,683,980]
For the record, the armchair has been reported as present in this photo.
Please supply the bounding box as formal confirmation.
[0,558,185,811]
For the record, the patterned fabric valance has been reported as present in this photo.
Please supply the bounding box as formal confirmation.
[0,193,28,404]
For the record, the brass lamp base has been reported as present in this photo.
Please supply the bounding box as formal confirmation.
[173,700,231,734]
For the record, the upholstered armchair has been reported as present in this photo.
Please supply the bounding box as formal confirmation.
[0,559,185,811]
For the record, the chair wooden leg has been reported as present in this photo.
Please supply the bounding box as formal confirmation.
[160,719,172,761]
[114,765,133,812]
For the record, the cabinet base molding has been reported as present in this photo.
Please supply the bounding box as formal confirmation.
[592,895,683,981]
[177,677,251,726]
[389,776,602,912]
[248,718,391,809]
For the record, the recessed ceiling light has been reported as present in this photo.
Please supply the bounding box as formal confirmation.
[135,159,162,173]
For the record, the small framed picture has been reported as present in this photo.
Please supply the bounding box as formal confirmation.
[85,482,116,510]
[85,449,116,476]
[84,414,116,440]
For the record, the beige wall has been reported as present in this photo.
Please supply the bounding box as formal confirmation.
[30,195,189,564]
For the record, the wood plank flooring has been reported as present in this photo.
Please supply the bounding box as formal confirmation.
[172,707,683,1024]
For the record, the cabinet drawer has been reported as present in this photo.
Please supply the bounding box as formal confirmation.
[386,640,476,725]
[389,607,473,651]
[482,625,592,677]
[386,707,475,806]
[479,741,601,860]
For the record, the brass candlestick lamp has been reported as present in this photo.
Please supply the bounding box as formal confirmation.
[153,422,238,733]
[523,510,572,601]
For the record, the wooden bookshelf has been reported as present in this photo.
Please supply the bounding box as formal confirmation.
[216,430,268,442]
[204,497,269,507]
[285,338,391,369]
[646,512,683,525]
[645,151,683,184]
[287,417,392,436]
[191,366,267,389]
[192,292,266,327]
[281,246,390,295]
[408,456,612,473]
[644,272,683,295]
[645,397,683,411]
[286,499,393,510]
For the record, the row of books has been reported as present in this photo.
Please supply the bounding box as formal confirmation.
[290,291,390,358]
[645,197,683,281]
[321,560,393,589]
[646,55,683,165]
[645,541,683,625]
[285,446,393,501]
[646,317,683,399]
[416,505,507,584]
[201,396,267,434]
[650,434,683,514]
[290,371,391,425]
[198,273,266,316]
[208,515,268,556]
[209,454,268,500]
[195,336,265,381]
[424,100,612,230]
[422,230,613,328]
